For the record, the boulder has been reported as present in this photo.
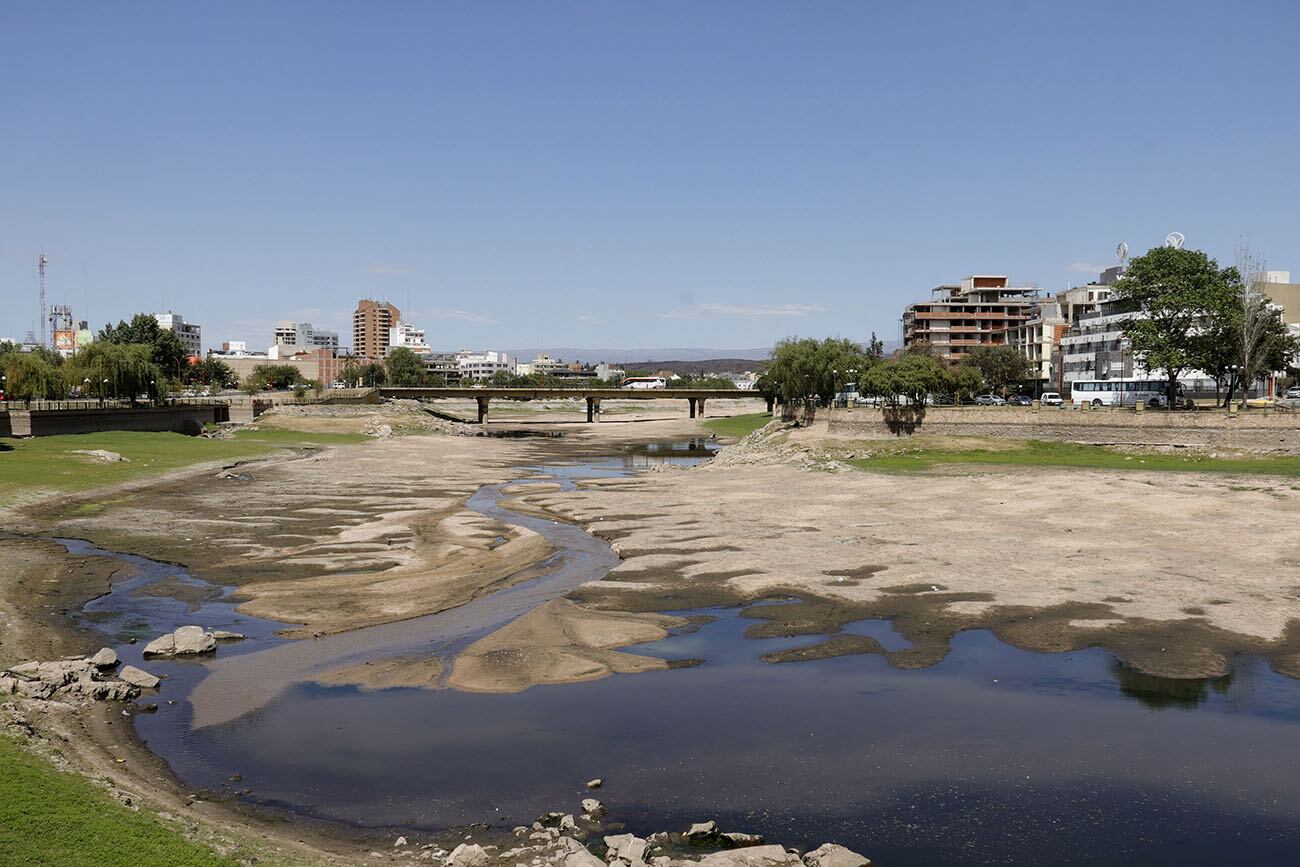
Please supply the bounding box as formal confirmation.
[448,843,490,867]
[586,778,603,789]
[142,634,176,657]
[173,625,217,655]
[802,845,871,867]
[564,850,607,867]
[581,798,605,816]
[722,834,765,847]
[697,845,802,867]
[685,822,720,842]
[90,647,119,668]
[210,630,245,641]
[0,676,16,695]
[119,666,161,689]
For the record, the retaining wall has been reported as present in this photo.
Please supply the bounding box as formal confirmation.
[825,406,1300,453]
[6,405,224,438]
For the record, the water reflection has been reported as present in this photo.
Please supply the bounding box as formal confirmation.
[1111,660,1236,710]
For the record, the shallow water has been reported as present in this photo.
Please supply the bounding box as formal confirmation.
[69,439,1300,867]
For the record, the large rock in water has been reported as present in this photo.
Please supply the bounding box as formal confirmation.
[119,665,160,689]
[448,843,490,867]
[802,844,871,867]
[697,845,802,867]
[90,647,118,668]
[144,626,218,657]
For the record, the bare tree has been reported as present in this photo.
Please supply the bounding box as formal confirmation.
[1235,240,1273,409]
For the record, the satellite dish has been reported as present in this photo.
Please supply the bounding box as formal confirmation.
[1116,242,1128,264]
[1165,232,1185,250]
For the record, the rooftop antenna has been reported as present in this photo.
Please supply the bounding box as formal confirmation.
[1164,232,1185,250]
[38,253,48,348]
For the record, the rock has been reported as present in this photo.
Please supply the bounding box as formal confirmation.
[396,836,409,847]
[8,661,41,678]
[586,779,603,790]
[560,814,578,831]
[17,680,58,699]
[697,845,802,867]
[71,449,127,462]
[581,799,605,816]
[142,634,176,657]
[448,843,490,867]
[685,822,720,841]
[721,834,765,847]
[564,850,607,867]
[90,647,119,668]
[801,845,870,867]
[209,630,245,641]
[0,677,16,695]
[173,625,217,654]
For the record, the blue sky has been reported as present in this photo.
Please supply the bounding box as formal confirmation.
[3,1,1298,354]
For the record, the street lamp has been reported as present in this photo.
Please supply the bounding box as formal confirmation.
[102,378,109,408]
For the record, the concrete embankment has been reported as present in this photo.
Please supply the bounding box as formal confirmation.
[824,405,1300,452]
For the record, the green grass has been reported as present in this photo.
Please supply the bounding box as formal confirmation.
[0,428,366,507]
[703,412,771,439]
[843,438,1300,476]
[0,735,234,866]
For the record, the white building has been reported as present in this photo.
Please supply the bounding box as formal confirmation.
[515,353,569,376]
[456,350,514,381]
[274,320,339,350]
[387,320,431,355]
[595,362,626,382]
[154,312,202,357]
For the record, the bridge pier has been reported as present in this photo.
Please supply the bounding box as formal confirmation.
[476,396,490,425]
[766,396,775,415]
[689,398,697,419]
[697,398,706,418]
[586,396,602,423]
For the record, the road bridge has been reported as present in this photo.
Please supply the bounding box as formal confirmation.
[377,387,770,424]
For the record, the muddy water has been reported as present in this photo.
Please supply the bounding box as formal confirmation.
[70,439,1300,867]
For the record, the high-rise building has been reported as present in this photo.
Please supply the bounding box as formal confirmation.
[274,320,340,350]
[154,311,202,357]
[353,300,401,360]
[387,319,429,355]
[901,276,1041,363]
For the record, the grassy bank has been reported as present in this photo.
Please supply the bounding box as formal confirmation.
[704,412,771,439]
[0,735,234,867]
[0,428,367,508]
[842,437,1300,476]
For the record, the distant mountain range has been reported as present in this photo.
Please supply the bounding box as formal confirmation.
[504,347,774,364]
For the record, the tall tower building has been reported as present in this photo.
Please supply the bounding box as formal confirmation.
[352,299,401,360]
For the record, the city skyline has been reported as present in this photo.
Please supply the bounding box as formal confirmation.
[4,1,1299,350]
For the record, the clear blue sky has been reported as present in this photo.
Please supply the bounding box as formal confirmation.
[3,1,1298,354]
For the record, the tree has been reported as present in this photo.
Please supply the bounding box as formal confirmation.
[1111,246,1238,406]
[951,365,985,404]
[1224,242,1300,408]
[862,354,950,407]
[98,313,187,377]
[385,347,425,387]
[243,363,304,391]
[360,362,387,387]
[183,357,237,389]
[764,337,877,405]
[66,342,163,402]
[964,345,1031,395]
[0,351,66,400]
[866,332,885,361]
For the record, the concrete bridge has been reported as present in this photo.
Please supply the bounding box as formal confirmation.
[377,387,770,424]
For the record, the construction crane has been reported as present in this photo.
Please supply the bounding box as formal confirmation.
[39,254,48,348]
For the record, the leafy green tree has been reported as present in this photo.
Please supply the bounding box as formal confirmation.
[964,345,1031,395]
[66,343,163,402]
[243,363,304,391]
[0,351,66,400]
[1112,247,1238,406]
[97,313,188,376]
[385,347,425,387]
[764,337,876,404]
[183,357,237,388]
[360,362,387,386]
[866,332,885,361]
[951,365,985,403]
[862,354,950,406]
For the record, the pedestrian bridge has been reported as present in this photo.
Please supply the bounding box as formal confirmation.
[377,387,770,423]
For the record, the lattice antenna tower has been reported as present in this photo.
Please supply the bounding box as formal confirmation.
[39,254,49,347]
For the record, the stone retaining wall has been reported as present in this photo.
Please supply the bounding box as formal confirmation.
[6,405,223,438]
[825,406,1300,453]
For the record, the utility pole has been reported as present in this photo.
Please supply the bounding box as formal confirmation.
[39,254,48,348]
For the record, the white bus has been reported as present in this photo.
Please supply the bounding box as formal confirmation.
[621,376,668,390]
[1070,379,1174,407]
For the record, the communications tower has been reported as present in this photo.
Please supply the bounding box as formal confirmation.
[39,254,48,348]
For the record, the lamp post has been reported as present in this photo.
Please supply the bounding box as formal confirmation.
[150,379,157,407]
[102,378,109,408]
[83,377,90,406]
[1227,364,1239,414]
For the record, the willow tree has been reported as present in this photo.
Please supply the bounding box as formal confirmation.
[764,337,876,405]
[67,342,163,402]
[0,351,66,400]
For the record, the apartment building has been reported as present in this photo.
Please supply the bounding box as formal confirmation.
[901,276,1041,363]
[387,319,430,354]
[353,300,401,360]
[456,350,513,381]
[274,320,340,350]
[154,311,202,357]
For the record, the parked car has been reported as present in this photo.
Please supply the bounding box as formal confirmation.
[1040,392,1063,406]
[1006,394,1033,406]
[975,394,1006,406]
[1286,387,1300,399]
